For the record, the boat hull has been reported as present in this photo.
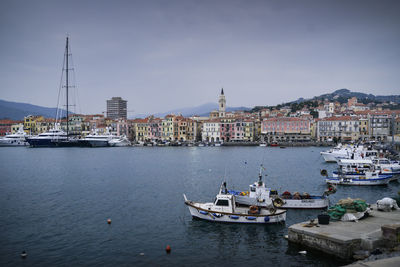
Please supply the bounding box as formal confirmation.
[280,198,329,209]
[26,138,67,147]
[85,140,109,147]
[325,176,391,185]
[235,195,328,209]
[185,202,286,224]
[0,140,29,146]
[320,152,339,162]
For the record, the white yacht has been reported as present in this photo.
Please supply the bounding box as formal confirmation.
[80,129,118,147]
[0,128,30,146]
[108,135,131,147]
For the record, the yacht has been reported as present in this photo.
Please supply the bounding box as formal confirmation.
[0,128,29,146]
[26,127,68,147]
[80,131,118,147]
[108,135,131,147]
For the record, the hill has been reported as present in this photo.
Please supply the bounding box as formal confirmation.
[0,99,68,120]
[300,88,400,104]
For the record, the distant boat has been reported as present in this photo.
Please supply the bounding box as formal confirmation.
[0,128,30,146]
[26,127,68,147]
[108,136,131,147]
[80,129,118,147]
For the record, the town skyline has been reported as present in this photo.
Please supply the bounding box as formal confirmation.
[1,0,400,115]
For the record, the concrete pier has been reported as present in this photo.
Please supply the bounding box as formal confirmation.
[288,205,400,260]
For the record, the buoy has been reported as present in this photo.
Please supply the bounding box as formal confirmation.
[139,252,145,256]
[299,250,307,255]
[284,235,289,240]
[107,219,111,224]
[166,245,171,254]
[21,251,27,258]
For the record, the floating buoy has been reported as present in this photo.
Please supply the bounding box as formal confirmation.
[20,251,27,258]
[139,252,144,256]
[107,219,111,224]
[284,235,288,240]
[166,245,171,254]
[299,250,307,255]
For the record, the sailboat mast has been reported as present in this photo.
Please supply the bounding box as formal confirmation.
[65,36,69,137]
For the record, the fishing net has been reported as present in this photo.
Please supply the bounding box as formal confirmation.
[327,198,368,220]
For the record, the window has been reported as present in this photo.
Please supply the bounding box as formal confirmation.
[215,199,229,206]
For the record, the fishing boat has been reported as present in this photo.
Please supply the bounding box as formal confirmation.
[322,167,392,185]
[325,174,392,185]
[229,165,332,209]
[183,183,286,224]
[336,158,399,182]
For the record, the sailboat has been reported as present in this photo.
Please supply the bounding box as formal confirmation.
[26,36,79,147]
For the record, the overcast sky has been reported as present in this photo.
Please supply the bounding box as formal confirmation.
[1,0,399,115]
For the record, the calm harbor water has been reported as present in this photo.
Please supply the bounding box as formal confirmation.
[1,146,399,266]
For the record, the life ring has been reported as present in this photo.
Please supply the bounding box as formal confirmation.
[273,197,284,207]
[320,169,328,176]
[249,205,259,214]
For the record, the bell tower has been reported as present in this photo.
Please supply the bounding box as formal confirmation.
[218,88,226,118]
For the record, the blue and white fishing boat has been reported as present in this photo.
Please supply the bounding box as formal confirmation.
[336,158,399,182]
[325,170,392,185]
[183,183,286,224]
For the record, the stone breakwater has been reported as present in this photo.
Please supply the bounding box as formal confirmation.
[288,204,400,261]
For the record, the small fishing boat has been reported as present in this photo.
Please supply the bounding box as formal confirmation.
[325,174,392,185]
[322,168,392,185]
[183,183,286,224]
[230,165,332,209]
[337,158,399,182]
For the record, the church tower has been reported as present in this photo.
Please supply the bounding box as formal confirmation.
[218,88,226,118]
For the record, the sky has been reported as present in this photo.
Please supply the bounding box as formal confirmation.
[1,0,399,116]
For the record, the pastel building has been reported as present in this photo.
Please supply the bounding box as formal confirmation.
[316,116,360,142]
[261,117,311,142]
[202,120,221,142]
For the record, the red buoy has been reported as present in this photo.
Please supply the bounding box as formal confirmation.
[166,245,171,254]
[107,219,111,224]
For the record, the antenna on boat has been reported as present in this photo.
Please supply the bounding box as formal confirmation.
[258,164,265,186]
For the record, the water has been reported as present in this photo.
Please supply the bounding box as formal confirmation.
[1,146,399,266]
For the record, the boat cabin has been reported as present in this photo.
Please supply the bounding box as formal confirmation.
[338,159,374,174]
[248,181,271,203]
[213,194,235,213]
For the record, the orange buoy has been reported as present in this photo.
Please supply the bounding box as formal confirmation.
[107,219,112,224]
[165,245,171,254]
